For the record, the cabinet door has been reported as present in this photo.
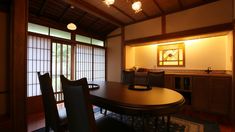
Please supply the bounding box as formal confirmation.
[164,75,174,89]
[209,77,231,115]
[192,76,210,111]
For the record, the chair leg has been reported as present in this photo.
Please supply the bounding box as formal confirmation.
[155,116,159,132]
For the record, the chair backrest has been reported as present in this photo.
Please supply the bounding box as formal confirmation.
[37,72,60,131]
[147,71,165,87]
[122,70,135,85]
[60,75,97,132]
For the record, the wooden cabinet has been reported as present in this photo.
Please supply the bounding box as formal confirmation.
[164,74,231,116]
[192,76,231,115]
[192,76,210,111]
[209,77,231,115]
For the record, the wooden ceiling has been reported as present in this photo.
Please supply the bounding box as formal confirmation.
[29,0,218,38]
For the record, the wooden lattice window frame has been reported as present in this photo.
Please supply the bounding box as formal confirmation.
[157,43,185,67]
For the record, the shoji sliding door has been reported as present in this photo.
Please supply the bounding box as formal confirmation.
[75,44,105,81]
[27,35,51,97]
[52,41,71,102]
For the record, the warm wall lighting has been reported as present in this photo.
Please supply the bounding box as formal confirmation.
[103,0,115,7]
[67,23,77,30]
[132,1,142,13]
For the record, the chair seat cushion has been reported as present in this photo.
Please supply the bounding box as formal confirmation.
[96,116,135,132]
[58,107,68,125]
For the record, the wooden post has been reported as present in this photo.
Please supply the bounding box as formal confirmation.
[10,0,28,131]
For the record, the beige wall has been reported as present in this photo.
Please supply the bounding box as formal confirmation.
[125,17,162,40]
[125,46,135,69]
[107,36,122,82]
[166,0,233,33]
[127,35,231,70]
[226,31,233,70]
[0,11,8,115]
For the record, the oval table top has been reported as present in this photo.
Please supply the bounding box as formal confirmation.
[89,81,185,115]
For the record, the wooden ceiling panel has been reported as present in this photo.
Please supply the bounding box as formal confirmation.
[113,0,146,21]
[157,0,180,13]
[29,0,219,37]
[141,0,162,17]
[180,0,204,7]
[42,0,67,18]
[83,0,133,24]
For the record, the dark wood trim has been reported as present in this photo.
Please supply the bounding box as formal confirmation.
[107,33,122,39]
[39,0,48,16]
[63,0,124,26]
[152,0,165,14]
[59,5,71,21]
[161,15,166,34]
[125,23,233,45]
[112,5,136,22]
[0,91,8,94]
[10,0,27,131]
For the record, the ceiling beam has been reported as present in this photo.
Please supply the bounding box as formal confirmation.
[59,5,71,21]
[177,0,184,10]
[39,0,48,16]
[112,5,136,22]
[152,0,165,14]
[63,0,124,26]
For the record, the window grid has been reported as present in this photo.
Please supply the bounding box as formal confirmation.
[27,35,51,97]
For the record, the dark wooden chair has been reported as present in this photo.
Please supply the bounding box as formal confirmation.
[147,71,171,131]
[37,72,67,132]
[122,70,135,85]
[147,71,165,87]
[60,75,135,132]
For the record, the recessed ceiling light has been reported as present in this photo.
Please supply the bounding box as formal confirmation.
[67,23,77,30]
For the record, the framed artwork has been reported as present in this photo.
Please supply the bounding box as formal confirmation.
[157,43,185,67]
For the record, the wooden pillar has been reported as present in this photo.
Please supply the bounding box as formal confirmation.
[121,26,125,70]
[10,0,28,131]
[232,0,235,122]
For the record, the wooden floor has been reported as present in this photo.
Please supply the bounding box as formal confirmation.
[27,107,235,132]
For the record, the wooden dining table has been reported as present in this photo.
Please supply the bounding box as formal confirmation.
[89,81,185,116]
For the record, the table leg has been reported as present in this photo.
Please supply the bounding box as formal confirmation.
[166,115,171,132]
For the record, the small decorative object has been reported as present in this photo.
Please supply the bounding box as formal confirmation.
[128,85,152,91]
[205,66,212,74]
[88,84,100,90]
